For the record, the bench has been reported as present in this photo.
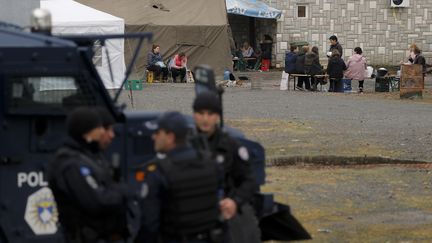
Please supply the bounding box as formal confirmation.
[289,74,329,91]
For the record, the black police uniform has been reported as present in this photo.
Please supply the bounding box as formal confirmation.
[134,145,222,243]
[206,128,255,206]
[206,128,261,243]
[47,137,130,243]
[192,91,260,242]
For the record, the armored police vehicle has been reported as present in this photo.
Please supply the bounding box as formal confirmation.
[0,16,309,243]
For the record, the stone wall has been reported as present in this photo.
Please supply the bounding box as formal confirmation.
[263,0,432,67]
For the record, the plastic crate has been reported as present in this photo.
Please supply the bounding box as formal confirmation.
[124,80,143,90]
[335,79,352,92]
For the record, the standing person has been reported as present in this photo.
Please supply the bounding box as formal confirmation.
[94,107,123,181]
[94,107,116,151]
[327,50,347,92]
[328,35,343,58]
[407,43,418,61]
[134,111,223,243]
[170,52,187,82]
[295,46,310,91]
[408,44,427,75]
[345,47,367,93]
[47,107,130,243]
[192,92,261,243]
[304,46,323,91]
[284,45,298,75]
[147,44,168,82]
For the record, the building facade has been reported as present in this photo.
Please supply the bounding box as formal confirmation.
[262,0,432,67]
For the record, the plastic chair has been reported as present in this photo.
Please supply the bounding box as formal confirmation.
[234,52,247,71]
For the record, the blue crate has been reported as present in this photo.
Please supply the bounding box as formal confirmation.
[336,79,352,92]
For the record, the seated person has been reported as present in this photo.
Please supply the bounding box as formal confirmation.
[241,42,256,69]
[170,52,187,83]
[295,46,311,91]
[304,46,324,91]
[147,44,168,81]
[285,45,298,74]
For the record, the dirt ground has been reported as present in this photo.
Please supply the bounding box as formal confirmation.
[261,165,432,243]
[119,71,432,242]
[226,116,432,242]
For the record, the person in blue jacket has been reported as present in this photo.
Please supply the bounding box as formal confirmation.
[285,45,298,74]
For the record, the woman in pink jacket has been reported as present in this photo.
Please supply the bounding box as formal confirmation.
[170,52,188,82]
[345,47,367,93]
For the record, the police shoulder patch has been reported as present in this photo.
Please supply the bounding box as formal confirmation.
[80,166,91,176]
[147,163,157,172]
[238,146,249,161]
[85,175,99,189]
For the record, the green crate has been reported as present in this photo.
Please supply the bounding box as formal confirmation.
[124,80,143,90]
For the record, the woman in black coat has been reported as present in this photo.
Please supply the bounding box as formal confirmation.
[304,46,323,91]
[295,46,310,90]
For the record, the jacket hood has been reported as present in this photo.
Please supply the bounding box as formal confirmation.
[306,52,318,58]
[350,54,364,62]
[329,57,341,63]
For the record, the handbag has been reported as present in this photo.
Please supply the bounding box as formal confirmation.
[280,71,288,90]
[364,69,369,79]
[155,61,166,68]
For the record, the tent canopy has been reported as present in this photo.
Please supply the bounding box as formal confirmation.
[78,0,232,77]
[41,0,125,89]
[226,0,282,19]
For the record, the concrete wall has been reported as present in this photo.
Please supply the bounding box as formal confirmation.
[0,0,40,27]
[263,0,432,67]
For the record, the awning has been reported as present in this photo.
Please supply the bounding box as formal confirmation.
[226,0,282,19]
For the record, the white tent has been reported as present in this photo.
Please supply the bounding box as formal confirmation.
[41,0,125,89]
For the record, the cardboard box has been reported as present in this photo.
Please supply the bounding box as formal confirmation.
[400,64,424,99]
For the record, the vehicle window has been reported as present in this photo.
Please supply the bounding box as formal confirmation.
[6,76,98,113]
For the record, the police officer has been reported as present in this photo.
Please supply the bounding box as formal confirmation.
[47,107,130,243]
[95,106,116,151]
[134,111,222,243]
[192,92,261,243]
[94,107,121,181]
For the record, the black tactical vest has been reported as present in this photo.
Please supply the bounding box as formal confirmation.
[47,144,128,240]
[158,149,220,236]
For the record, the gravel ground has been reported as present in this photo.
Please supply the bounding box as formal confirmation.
[118,72,432,162]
